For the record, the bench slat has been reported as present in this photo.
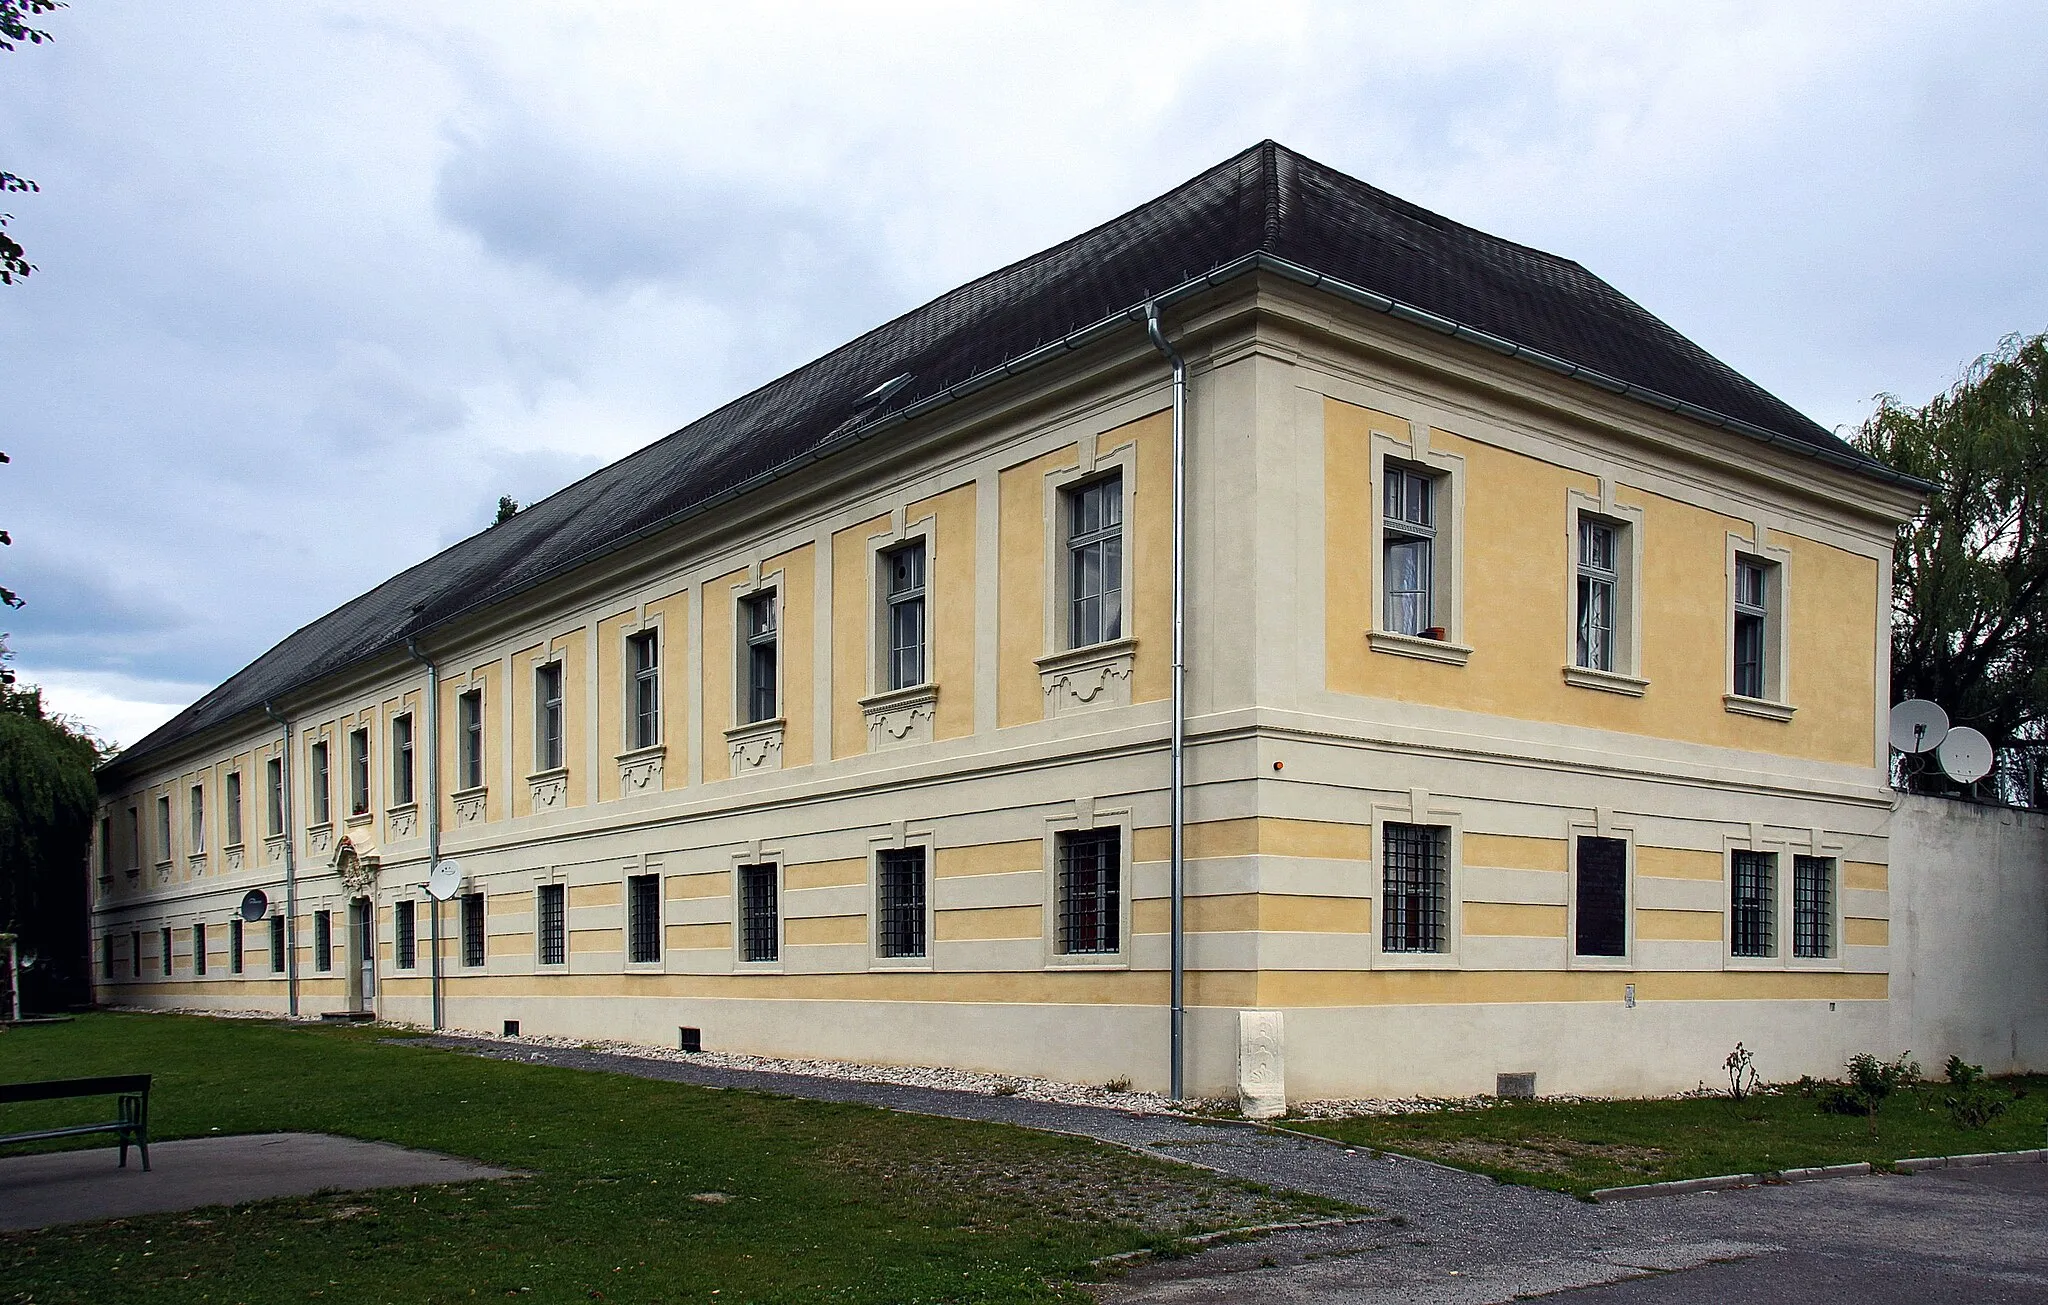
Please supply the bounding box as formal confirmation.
[0,1122,135,1145]
[0,1075,151,1105]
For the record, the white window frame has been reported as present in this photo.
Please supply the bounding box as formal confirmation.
[1566,822,1635,969]
[391,711,416,809]
[868,830,937,971]
[1724,527,1794,720]
[625,626,662,753]
[308,737,332,829]
[264,758,283,839]
[867,518,938,694]
[347,725,372,818]
[732,573,785,728]
[1040,804,1134,971]
[456,684,487,795]
[224,770,243,848]
[533,657,567,776]
[1368,425,1469,665]
[189,783,206,854]
[1367,793,1464,969]
[1039,441,1138,659]
[1563,488,1647,695]
[156,793,173,865]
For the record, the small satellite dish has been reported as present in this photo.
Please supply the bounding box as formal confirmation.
[1889,699,1950,754]
[1936,726,1994,784]
[427,859,462,902]
[238,889,269,922]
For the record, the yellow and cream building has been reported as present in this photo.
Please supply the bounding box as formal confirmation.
[91,143,1939,1099]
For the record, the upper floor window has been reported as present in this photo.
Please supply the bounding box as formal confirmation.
[348,727,370,816]
[128,806,140,870]
[188,784,205,854]
[458,689,485,790]
[535,662,565,772]
[392,713,415,807]
[309,740,331,826]
[1066,474,1123,648]
[225,771,242,846]
[99,815,112,877]
[1733,557,1771,700]
[743,592,779,724]
[884,541,927,690]
[1383,466,1436,636]
[156,794,172,862]
[264,758,283,838]
[628,631,660,750]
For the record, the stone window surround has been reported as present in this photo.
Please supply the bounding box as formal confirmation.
[1035,434,1140,717]
[1723,522,1796,721]
[725,563,788,773]
[1368,788,1465,970]
[1566,815,1636,970]
[1722,825,1845,972]
[858,507,941,750]
[1563,482,1649,696]
[533,868,568,969]
[730,844,786,973]
[1368,421,1470,666]
[451,672,490,823]
[1040,797,1134,971]
[867,823,937,970]
[622,860,666,970]
[616,609,668,762]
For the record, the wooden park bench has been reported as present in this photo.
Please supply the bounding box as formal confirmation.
[0,1075,152,1171]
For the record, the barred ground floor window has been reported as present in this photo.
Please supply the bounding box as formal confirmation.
[1382,823,1448,954]
[1056,829,1120,956]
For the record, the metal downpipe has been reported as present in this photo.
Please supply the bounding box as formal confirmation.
[261,702,298,1017]
[404,638,444,1030]
[1145,302,1188,1101]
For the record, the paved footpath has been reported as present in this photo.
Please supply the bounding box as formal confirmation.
[417,1037,2048,1304]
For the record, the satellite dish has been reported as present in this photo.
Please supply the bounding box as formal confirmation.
[1936,726,1994,784]
[1889,699,1949,754]
[238,889,269,922]
[427,859,462,902]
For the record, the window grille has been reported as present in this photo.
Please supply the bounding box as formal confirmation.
[265,758,283,837]
[393,713,415,807]
[628,873,662,964]
[1056,829,1121,955]
[458,690,485,790]
[193,923,207,976]
[230,918,244,974]
[461,892,486,967]
[269,915,285,973]
[314,910,332,973]
[225,772,242,846]
[629,632,660,749]
[310,741,331,825]
[536,663,565,771]
[395,899,416,970]
[1574,836,1627,957]
[876,848,927,958]
[1576,519,1618,671]
[190,785,206,853]
[131,929,142,978]
[1793,855,1834,959]
[744,593,779,723]
[1381,823,1448,953]
[537,884,566,966]
[1067,474,1123,648]
[1734,558,1769,698]
[161,926,172,976]
[885,542,927,690]
[1731,850,1776,957]
[349,728,370,816]
[1383,466,1435,636]
[738,864,779,962]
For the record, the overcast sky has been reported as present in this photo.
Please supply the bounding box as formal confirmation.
[3,1,2043,750]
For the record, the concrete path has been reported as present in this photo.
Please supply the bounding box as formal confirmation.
[418,1036,2048,1303]
[0,1132,513,1231]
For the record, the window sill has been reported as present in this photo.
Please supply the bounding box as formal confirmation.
[1368,630,1473,666]
[616,744,667,794]
[344,811,375,829]
[859,683,938,749]
[1044,952,1129,971]
[526,767,570,812]
[1035,637,1136,716]
[724,717,786,773]
[1374,948,1461,970]
[1563,666,1649,697]
[1724,694,1796,722]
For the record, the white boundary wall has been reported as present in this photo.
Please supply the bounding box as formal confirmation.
[1889,794,2048,1075]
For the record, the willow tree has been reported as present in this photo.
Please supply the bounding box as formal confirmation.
[1854,331,2048,803]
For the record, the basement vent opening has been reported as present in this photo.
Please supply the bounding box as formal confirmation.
[1496,1072,1537,1100]
[679,1026,702,1054]
[502,1019,520,1038]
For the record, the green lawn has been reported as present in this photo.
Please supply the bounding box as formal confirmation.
[0,1014,1342,1304]
[1287,1076,2048,1198]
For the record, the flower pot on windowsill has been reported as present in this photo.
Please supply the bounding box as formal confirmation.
[1421,626,1447,641]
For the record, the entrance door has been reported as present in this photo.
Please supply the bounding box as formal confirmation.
[348,898,377,1013]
